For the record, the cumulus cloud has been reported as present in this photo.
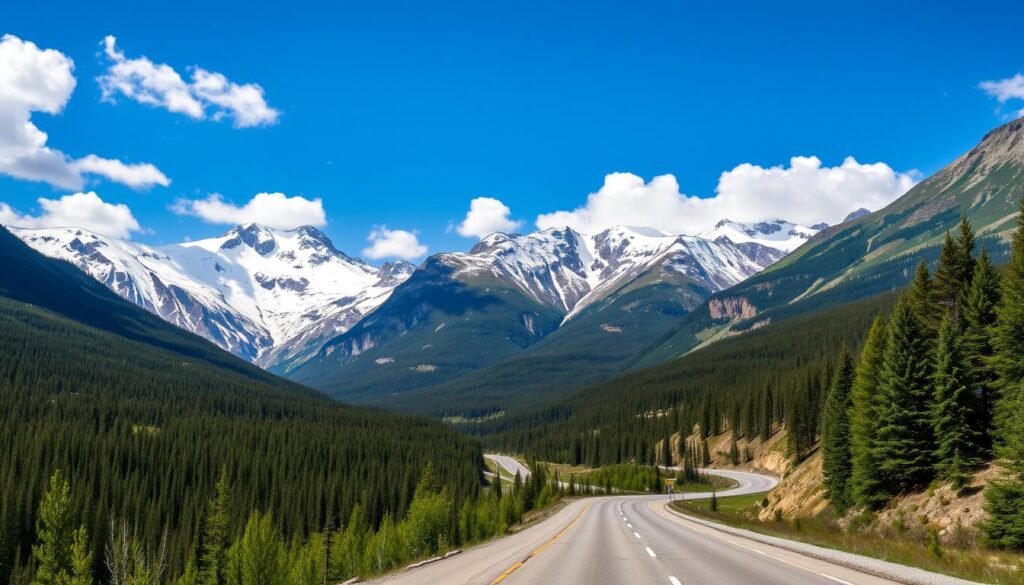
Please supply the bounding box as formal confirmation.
[362,226,428,260]
[171,192,326,230]
[980,73,1024,118]
[73,155,170,189]
[456,197,523,239]
[0,34,169,190]
[536,157,917,235]
[0,192,141,238]
[99,36,280,128]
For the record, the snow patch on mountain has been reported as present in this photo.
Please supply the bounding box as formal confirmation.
[11,223,413,367]
[699,219,820,253]
[434,225,773,323]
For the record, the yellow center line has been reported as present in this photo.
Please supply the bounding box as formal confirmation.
[489,503,592,585]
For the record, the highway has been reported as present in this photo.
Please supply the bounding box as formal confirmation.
[485,454,532,480]
[367,464,970,585]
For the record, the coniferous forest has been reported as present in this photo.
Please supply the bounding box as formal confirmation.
[820,206,1024,549]
[0,230,516,584]
[473,202,1024,552]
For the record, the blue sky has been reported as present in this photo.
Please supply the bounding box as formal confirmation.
[2,0,1024,260]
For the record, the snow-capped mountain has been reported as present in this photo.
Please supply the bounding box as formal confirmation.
[448,225,771,321]
[699,219,821,254]
[11,223,413,367]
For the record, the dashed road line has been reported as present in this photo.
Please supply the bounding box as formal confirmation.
[645,546,657,558]
[669,577,682,585]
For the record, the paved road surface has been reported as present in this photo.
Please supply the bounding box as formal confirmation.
[485,454,532,480]
[368,468,920,585]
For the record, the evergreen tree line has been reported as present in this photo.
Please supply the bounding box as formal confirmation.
[820,208,1024,550]
[0,296,484,583]
[15,462,565,585]
[477,287,889,474]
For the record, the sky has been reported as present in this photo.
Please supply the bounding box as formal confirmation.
[2,0,1024,262]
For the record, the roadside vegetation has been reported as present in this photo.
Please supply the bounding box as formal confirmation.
[14,464,562,585]
[671,494,1024,585]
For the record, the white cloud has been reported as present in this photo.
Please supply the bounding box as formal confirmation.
[362,226,428,260]
[171,192,326,230]
[0,34,169,190]
[456,197,523,239]
[99,36,280,128]
[980,73,1024,118]
[536,157,917,235]
[73,155,170,189]
[0,192,141,238]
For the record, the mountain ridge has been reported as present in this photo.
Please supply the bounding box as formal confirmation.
[11,223,414,367]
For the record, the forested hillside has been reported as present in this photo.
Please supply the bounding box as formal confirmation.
[474,287,893,465]
[639,118,1023,366]
[0,228,486,583]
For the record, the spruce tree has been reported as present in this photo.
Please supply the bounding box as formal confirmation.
[962,248,1001,442]
[851,317,889,508]
[956,212,978,287]
[200,469,233,585]
[822,347,855,512]
[908,261,938,332]
[67,527,92,585]
[30,471,75,585]
[932,312,980,491]
[231,512,288,585]
[873,294,935,499]
[984,199,1024,549]
[933,231,962,315]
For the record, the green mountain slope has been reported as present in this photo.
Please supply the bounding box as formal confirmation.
[476,292,894,464]
[379,268,713,418]
[640,118,1023,365]
[0,227,482,581]
[287,257,564,402]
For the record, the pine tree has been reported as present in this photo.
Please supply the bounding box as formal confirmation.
[984,199,1024,549]
[850,318,891,508]
[908,261,938,332]
[962,248,1001,444]
[822,347,855,512]
[932,312,980,491]
[934,214,977,324]
[30,471,76,585]
[956,212,978,289]
[67,527,92,585]
[230,512,288,585]
[200,469,233,585]
[873,294,935,499]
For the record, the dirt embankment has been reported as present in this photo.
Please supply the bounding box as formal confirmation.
[668,425,996,542]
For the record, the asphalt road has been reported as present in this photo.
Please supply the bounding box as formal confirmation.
[485,454,532,480]
[368,468,919,585]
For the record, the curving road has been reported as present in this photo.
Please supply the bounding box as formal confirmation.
[370,465,974,585]
[485,454,532,481]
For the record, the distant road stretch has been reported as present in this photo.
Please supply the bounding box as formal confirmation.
[371,462,973,585]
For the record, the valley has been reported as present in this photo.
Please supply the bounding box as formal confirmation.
[5,10,1024,585]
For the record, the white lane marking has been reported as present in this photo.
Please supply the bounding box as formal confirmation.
[633,531,642,539]
[645,546,656,558]
[669,577,682,585]
[627,523,633,529]
[821,576,853,585]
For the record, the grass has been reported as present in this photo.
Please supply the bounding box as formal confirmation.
[670,473,739,493]
[670,496,1024,585]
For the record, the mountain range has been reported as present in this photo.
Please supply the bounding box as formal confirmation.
[288,222,822,407]
[12,223,415,369]
[9,216,823,405]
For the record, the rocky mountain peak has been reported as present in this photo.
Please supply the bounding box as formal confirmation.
[843,208,871,223]
[221,223,277,255]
